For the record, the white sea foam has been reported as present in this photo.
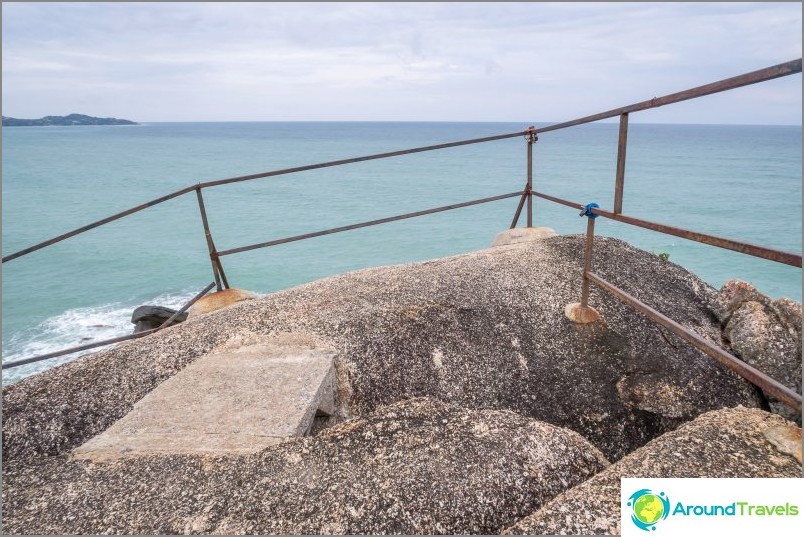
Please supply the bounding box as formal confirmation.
[1,290,197,385]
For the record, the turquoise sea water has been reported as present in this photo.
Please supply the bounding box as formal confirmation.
[2,122,802,382]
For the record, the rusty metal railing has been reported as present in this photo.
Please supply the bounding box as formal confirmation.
[529,58,802,412]
[2,59,802,413]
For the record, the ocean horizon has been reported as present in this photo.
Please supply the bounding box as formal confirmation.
[2,120,802,383]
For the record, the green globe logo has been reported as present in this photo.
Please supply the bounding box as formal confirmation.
[634,494,664,524]
[627,489,670,531]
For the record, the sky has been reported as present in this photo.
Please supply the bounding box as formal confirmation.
[1,2,802,124]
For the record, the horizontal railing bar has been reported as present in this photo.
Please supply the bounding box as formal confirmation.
[532,190,585,210]
[198,131,529,189]
[586,272,802,411]
[2,185,198,263]
[537,58,801,134]
[589,206,802,268]
[2,132,528,264]
[532,190,801,267]
[156,281,217,329]
[1,330,157,370]
[2,282,215,370]
[5,60,800,265]
[218,191,524,257]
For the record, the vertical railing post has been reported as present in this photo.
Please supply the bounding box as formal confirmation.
[510,126,537,229]
[580,216,595,308]
[613,113,629,214]
[565,204,603,323]
[526,126,536,227]
[195,187,229,292]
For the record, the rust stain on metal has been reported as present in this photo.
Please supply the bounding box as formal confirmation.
[526,126,536,228]
[537,59,802,134]
[590,206,802,267]
[2,59,802,411]
[613,112,629,214]
[509,190,527,229]
[196,188,223,291]
[580,217,596,308]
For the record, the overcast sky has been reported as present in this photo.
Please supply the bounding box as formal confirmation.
[2,2,802,123]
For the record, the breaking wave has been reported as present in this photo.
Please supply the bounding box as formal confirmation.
[2,290,197,385]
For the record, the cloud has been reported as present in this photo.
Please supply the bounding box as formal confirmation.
[2,2,801,123]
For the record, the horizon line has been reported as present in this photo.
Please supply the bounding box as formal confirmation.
[5,119,802,128]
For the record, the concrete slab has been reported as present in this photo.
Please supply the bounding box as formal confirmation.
[72,343,335,461]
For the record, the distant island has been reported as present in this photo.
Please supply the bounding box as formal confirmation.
[2,113,138,127]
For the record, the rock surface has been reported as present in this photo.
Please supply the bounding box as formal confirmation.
[503,407,802,535]
[131,305,187,333]
[491,227,558,246]
[3,235,763,463]
[711,279,767,325]
[713,280,802,422]
[2,398,609,535]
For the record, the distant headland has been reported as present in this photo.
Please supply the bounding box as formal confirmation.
[2,113,138,127]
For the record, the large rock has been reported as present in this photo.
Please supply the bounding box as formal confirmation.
[3,236,763,464]
[131,305,188,333]
[503,407,801,535]
[713,280,802,422]
[725,302,801,391]
[1,398,609,534]
[711,279,767,324]
[491,227,558,246]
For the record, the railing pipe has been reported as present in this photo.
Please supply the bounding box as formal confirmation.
[218,191,524,257]
[195,188,223,291]
[1,331,158,370]
[198,131,528,190]
[587,272,802,412]
[531,191,801,267]
[4,59,800,265]
[2,282,215,370]
[509,192,527,229]
[537,59,802,134]
[532,190,585,210]
[580,217,596,308]
[155,281,217,329]
[613,113,629,214]
[526,128,535,227]
[1,184,198,263]
[2,132,528,264]
[590,206,802,267]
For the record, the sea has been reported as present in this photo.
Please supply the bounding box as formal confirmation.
[2,122,802,383]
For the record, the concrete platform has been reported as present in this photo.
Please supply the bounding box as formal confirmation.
[72,343,335,461]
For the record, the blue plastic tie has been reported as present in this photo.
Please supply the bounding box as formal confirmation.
[580,202,599,219]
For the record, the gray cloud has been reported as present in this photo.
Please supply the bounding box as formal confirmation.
[2,2,801,123]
